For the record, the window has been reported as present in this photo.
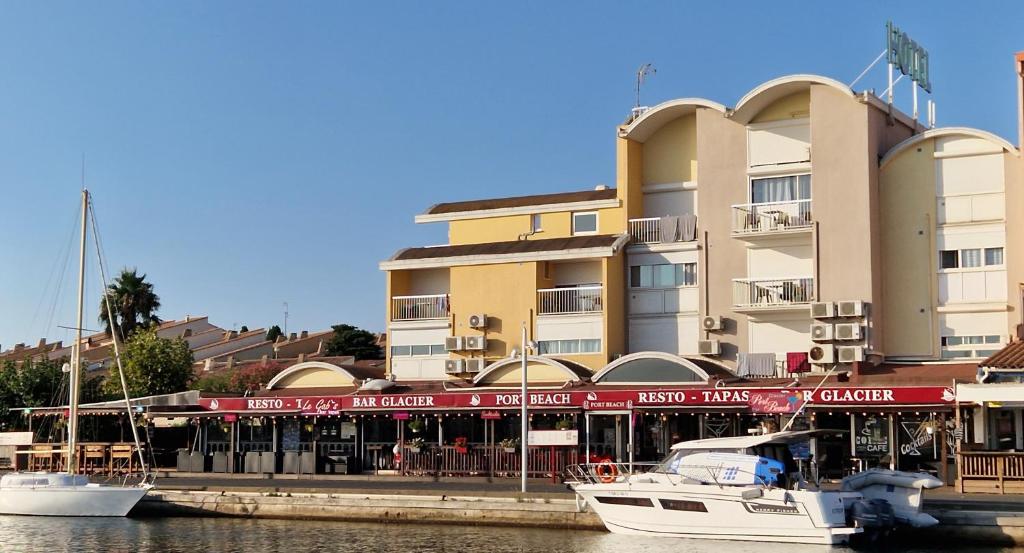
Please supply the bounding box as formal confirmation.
[595,496,654,507]
[941,335,1005,359]
[750,174,811,204]
[572,212,598,235]
[940,250,958,269]
[391,344,445,357]
[531,214,543,233]
[538,339,601,355]
[941,248,1004,270]
[961,248,982,268]
[630,263,697,288]
[985,247,1004,266]
[658,499,708,512]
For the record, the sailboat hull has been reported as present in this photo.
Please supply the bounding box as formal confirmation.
[0,480,151,517]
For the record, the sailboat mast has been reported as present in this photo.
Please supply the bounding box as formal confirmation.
[67,188,88,475]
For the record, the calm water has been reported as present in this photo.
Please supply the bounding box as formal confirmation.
[0,517,1018,553]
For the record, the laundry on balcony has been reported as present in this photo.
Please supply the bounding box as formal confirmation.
[737,352,777,378]
[658,215,679,243]
[786,351,810,374]
[679,213,697,242]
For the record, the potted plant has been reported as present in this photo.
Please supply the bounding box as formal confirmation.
[555,418,574,430]
[453,436,469,454]
[499,437,519,453]
[407,437,425,453]
[407,419,425,434]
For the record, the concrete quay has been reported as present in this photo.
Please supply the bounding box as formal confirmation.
[136,473,598,529]
[134,475,1024,545]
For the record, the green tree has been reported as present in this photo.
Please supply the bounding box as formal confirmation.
[105,328,193,398]
[98,268,162,338]
[324,324,383,360]
[17,357,65,409]
[265,325,283,343]
[190,372,234,393]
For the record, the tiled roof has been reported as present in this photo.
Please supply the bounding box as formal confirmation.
[393,234,622,261]
[981,341,1024,369]
[425,188,617,215]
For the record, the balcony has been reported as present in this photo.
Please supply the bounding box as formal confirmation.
[732,277,814,311]
[731,200,812,237]
[391,294,449,321]
[538,286,603,315]
[628,216,697,245]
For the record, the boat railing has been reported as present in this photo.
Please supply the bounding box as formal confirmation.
[566,462,771,489]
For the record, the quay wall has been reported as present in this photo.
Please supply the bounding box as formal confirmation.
[136,490,605,530]
[136,489,1024,545]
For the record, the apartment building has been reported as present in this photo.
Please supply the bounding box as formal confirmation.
[382,67,1024,382]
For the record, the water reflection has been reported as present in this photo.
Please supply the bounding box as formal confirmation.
[0,517,1017,553]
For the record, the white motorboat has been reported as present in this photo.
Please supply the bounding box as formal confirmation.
[567,430,943,545]
[0,189,153,516]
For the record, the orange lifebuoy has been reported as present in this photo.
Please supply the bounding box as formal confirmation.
[595,461,619,483]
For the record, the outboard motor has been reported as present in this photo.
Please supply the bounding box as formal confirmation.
[848,498,895,528]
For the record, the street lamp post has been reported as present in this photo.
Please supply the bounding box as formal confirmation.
[520,323,528,494]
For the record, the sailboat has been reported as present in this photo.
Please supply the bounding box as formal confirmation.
[0,189,153,516]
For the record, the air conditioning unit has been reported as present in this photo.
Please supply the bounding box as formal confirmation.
[465,358,486,373]
[697,340,721,356]
[444,359,465,374]
[808,345,835,364]
[811,323,833,342]
[468,314,488,329]
[444,336,464,352]
[838,346,865,363]
[702,316,723,331]
[810,302,835,319]
[834,323,863,341]
[838,300,865,318]
[463,335,487,351]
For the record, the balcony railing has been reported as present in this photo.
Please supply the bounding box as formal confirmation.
[733,277,814,308]
[391,294,449,321]
[538,286,603,315]
[732,199,812,235]
[628,216,697,245]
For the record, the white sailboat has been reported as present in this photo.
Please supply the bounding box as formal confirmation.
[0,189,153,516]
[567,430,943,545]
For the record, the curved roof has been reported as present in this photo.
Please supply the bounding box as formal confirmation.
[619,98,727,143]
[880,127,1019,168]
[265,361,362,390]
[731,74,854,124]
[591,351,732,384]
[472,355,588,385]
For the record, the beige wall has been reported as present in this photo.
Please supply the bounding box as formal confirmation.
[695,106,749,364]
[750,91,810,123]
[1005,153,1024,333]
[447,205,625,246]
[643,115,697,184]
[810,85,878,310]
[879,139,939,357]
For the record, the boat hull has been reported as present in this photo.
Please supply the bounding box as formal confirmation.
[0,484,151,517]
[573,483,858,545]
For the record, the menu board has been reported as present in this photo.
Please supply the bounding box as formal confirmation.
[282,420,301,451]
[854,414,890,458]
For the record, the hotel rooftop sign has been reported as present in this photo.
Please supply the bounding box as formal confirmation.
[887,20,931,93]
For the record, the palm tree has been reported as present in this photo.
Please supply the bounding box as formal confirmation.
[98,268,162,338]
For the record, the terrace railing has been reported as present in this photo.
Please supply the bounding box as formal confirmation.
[391,294,449,321]
[537,286,603,315]
[732,199,812,235]
[733,277,814,308]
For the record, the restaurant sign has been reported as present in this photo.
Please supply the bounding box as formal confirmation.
[196,386,954,415]
[747,391,806,414]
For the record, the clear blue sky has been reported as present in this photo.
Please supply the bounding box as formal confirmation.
[0,2,1020,348]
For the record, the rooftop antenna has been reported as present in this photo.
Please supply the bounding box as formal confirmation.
[283,301,289,336]
[634,63,656,109]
